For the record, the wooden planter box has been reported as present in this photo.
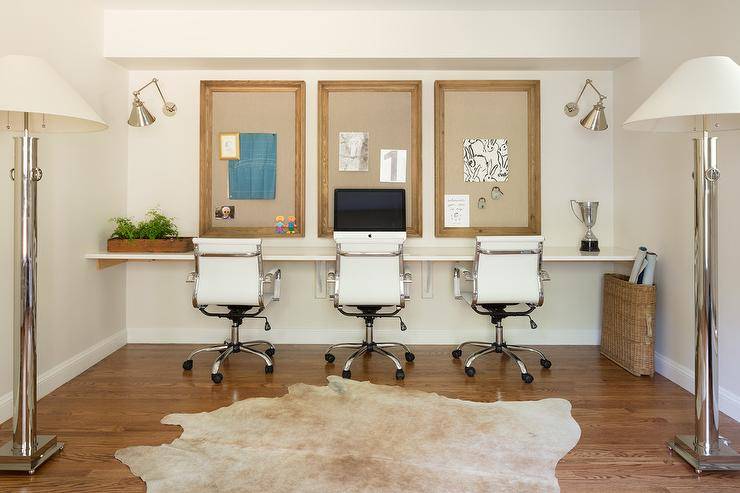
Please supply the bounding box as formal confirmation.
[107,237,194,253]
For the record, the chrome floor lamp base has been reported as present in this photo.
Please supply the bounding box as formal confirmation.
[668,435,740,473]
[0,436,63,474]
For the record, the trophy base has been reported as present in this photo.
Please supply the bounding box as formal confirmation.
[580,239,600,252]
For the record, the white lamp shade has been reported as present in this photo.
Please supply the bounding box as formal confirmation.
[0,54,107,133]
[624,56,740,132]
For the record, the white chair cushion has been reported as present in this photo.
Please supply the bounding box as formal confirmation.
[193,238,262,306]
[475,236,544,305]
[334,232,406,307]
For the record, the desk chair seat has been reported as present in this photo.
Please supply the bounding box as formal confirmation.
[453,236,551,383]
[325,232,414,380]
[183,238,281,384]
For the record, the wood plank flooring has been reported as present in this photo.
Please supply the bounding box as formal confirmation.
[0,344,739,492]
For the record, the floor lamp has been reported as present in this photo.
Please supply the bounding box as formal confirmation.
[624,56,740,472]
[0,55,107,473]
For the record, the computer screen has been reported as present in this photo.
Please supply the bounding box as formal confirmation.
[333,189,406,232]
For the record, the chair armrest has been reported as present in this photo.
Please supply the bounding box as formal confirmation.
[262,267,281,302]
[453,264,473,300]
[327,271,336,299]
[402,271,412,300]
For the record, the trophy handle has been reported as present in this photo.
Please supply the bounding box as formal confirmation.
[570,200,584,224]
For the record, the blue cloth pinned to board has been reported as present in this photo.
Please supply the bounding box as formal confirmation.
[228,133,277,200]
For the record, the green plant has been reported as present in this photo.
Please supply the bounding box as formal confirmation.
[110,208,179,240]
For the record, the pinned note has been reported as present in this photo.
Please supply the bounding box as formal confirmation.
[444,194,469,228]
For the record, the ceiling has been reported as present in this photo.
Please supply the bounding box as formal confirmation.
[101,0,641,11]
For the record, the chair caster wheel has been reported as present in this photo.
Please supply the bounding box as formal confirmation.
[325,353,336,363]
[211,373,223,384]
[540,358,552,369]
[405,352,415,362]
[265,365,274,374]
[341,370,351,379]
[464,366,476,377]
[182,359,193,371]
[395,369,405,380]
[265,347,275,357]
[451,349,462,359]
[522,373,534,384]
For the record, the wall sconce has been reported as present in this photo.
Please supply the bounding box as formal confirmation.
[128,78,177,127]
[564,79,608,131]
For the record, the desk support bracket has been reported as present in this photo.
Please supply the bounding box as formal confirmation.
[421,261,433,299]
[315,261,328,299]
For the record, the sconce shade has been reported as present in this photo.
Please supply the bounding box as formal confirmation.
[128,98,155,127]
[581,103,608,131]
[0,54,107,133]
[624,56,740,132]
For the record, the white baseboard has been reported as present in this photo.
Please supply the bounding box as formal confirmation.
[0,329,127,422]
[655,352,740,423]
[127,326,600,345]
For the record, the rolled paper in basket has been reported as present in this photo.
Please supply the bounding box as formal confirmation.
[629,246,648,283]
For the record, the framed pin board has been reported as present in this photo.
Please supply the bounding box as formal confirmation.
[318,80,422,237]
[435,80,540,237]
[199,80,306,237]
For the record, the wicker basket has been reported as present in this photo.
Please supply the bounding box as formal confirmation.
[600,273,656,376]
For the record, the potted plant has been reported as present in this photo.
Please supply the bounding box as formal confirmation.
[108,208,193,253]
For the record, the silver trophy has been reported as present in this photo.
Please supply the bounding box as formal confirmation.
[570,200,600,252]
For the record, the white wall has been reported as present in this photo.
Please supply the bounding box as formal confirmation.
[104,9,639,61]
[613,0,740,419]
[124,69,617,345]
[0,0,129,420]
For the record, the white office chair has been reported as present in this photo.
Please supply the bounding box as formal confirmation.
[452,236,551,383]
[183,238,281,384]
[325,232,414,380]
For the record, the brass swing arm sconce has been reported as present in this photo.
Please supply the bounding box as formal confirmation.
[127,78,177,127]
[564,79,608,131]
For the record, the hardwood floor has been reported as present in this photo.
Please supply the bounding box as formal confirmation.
[0,344,739,492]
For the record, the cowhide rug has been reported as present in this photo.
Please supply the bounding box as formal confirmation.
[116,376,580,492]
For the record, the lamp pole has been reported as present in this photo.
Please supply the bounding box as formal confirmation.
[0,112,63,474]
[667,127,740,472]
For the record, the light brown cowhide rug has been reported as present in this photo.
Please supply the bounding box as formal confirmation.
[116,376,580,492]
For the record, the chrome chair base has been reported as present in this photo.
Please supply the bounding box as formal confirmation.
[183,333,275,384]
[325,340,415,380]
[452,325,551,383]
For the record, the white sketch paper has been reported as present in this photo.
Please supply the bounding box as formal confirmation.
[444,194,469,228]
[339,132,369,171]
[379,149,407,183]
[463,138,509,182]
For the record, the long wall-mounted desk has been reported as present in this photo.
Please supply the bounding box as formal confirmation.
[86,246,634,300]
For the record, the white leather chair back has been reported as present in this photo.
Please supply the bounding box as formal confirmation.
[193,238,263,307]
[333,232,406,307]
[474,236,544,305]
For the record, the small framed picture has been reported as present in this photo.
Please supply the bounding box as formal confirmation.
[219,133,240,160]
[215,205,235,220]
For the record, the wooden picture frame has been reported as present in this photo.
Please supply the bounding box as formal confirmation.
[318,80,422,237]
[435,80,541,237]
[218,132,240,160]
[200,80,306,238]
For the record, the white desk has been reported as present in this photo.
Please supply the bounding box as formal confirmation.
[85,246,634,265]
[86,246,634,299]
